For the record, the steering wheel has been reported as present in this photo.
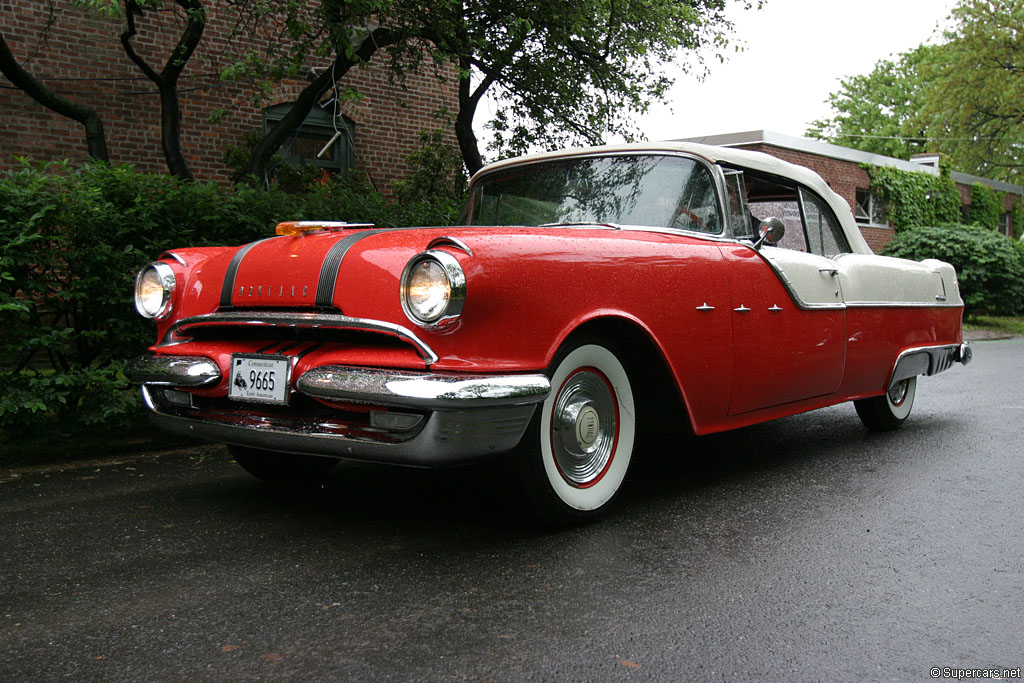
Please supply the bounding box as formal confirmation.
[671,205,708,231]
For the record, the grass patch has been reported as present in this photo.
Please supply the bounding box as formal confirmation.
[965,315,1024,337]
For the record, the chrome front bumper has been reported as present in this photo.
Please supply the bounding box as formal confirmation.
[130,355,549,466]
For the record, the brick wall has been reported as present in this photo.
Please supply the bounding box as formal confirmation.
[0,0,460,191]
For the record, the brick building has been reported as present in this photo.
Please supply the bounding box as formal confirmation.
[0,0,459,191]
[683,131,1023,252]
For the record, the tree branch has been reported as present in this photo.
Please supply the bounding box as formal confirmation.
[118,0,205,180]
[0,32,109,161]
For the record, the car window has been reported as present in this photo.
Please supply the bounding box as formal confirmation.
[733,166,850,257]
[749,198,808,252]
[722,168,753,238]
[466,155,723,233]
[800,189,851,257]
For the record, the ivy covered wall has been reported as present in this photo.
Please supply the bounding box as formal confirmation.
[867,165,961,231]
[867,163,1023,243]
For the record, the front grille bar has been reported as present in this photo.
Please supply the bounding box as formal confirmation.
[157,311,439,366]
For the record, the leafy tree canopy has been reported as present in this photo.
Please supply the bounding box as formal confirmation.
[919,0,1024,181]
[807,0,1024,183]
[452,1,752,170]
[805,45,938,160]
[2,0,759,181]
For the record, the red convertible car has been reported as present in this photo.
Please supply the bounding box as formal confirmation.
[129,142,971,524]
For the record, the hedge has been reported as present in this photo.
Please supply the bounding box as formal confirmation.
[883,222,1024,317]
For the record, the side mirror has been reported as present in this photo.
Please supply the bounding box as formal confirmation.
[754,217,785,249]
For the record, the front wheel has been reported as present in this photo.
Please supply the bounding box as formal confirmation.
[229,445,337,489]
[855,376,917,431]
[514,342,636,526]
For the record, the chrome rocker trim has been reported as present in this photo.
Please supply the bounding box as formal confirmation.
[158,311,439,366]
[134,359,550,466]
[889,342,972,390]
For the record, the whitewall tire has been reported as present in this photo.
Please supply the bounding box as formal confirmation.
[515,342,636,525]
[855,376,917,431]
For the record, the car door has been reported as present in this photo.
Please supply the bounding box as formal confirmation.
[725,183,848,415]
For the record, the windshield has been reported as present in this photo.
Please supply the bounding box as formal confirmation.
[464,154,722,233]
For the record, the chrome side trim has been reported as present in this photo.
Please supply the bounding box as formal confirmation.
[127,355,220,387]
[888,343,972,390]
[844,301,964,309]
[298,366,550,409]
[426,236,475,257]
[160,251,187,267]
[316,229,384,307]
[157,311,439,366]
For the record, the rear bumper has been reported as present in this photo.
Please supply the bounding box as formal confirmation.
[889,342,972,390]
[130,355,549,466]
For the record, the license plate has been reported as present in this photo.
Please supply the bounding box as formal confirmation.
[228,354,290,405]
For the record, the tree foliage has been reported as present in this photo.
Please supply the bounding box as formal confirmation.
[808,0,1024,183]
[2,0,757,181]
[919,0,1024,181]
[438,0,753,173]
[806,45,937,160]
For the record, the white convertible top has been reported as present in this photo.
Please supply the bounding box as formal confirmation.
[473,142,873,255]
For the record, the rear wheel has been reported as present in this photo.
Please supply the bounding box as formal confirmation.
[514,342,636,526]
[229,445,337,489]
[855,376,917,431]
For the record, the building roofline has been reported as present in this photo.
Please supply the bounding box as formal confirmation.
[949,170,1023,195]
[675,130,1023,196]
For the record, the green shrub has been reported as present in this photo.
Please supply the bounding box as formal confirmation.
[883,223,1024,316]
[0,160,461,438]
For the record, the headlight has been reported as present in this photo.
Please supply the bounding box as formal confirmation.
[400,250,466,328]
[134,261,176,319]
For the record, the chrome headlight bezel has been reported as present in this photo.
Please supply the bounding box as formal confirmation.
[400,250,466,330]
[134,261,176,320]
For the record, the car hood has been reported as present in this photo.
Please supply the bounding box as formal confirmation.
[212,224,699,318]
[220,226,488,313]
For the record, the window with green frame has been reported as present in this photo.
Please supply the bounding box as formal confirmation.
[263,103,354,175]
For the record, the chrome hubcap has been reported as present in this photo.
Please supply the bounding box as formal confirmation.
[888,380,909,406]
[551,369,617,487]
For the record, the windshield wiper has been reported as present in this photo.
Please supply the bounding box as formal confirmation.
[537,222,621,230]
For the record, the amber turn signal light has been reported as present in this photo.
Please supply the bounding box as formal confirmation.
[275,221,374,236]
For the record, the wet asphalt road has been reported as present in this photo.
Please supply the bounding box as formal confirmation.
[2,340,1023,682]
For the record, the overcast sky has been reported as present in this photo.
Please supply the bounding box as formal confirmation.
[637,0,957,142]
